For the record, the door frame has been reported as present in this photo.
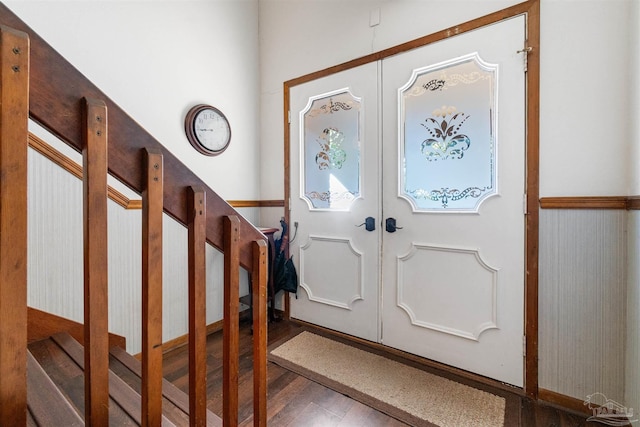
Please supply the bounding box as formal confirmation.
[283,0,540,398]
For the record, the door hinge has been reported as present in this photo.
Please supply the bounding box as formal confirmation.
[517,46,533,72]
[288,110,291,124]
[523,335,526,357]
[523,193,528,215]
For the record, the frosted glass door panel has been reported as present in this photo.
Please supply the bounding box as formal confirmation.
[400,53,497,212]
[301,90,361,211]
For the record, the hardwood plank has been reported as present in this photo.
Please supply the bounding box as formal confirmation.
[82,97,110,426]
[337,400,407,427]
[110,346,222,427]
[142,148,164,426]
[0,24,29,426]
[26,350,84,426]
[287,402,342,427]
[29,336,137,426]
[51,333,178,426]
[188,186,208,427]
[223,216,241,427]
[251,240,268,427]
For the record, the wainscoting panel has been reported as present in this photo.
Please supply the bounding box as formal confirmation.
[27,148,250,354]
[539,209,627,404]
[107,201,142,351]
[626,211,640,414]
[27,149,84,323]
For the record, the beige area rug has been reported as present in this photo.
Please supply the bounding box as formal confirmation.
[269,331,507,427]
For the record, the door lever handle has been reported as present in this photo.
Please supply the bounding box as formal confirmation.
[385,217,403,233]
[356,216,376,232]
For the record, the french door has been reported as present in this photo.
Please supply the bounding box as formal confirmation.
[289,61,381,342]
[289,16,526,386]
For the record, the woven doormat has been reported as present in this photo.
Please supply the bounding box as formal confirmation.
[269,331,507,427]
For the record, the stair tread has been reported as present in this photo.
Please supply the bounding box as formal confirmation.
[27,332,219,427]
[51,332,177,427]
[26,349,84,426]
[28,336,138,426]
[110,345,222,427]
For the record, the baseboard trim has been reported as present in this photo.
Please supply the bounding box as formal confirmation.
[27,307,126,349]
[539,388,592,416]
[134,319,225,360]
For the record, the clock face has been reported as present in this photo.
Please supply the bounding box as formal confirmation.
[185,105,231,156]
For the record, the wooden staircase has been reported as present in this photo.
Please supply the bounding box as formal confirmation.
[0,3,269,425]
[27,333,221,426]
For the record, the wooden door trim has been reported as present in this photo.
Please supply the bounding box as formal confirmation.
[540,196,639,210]
[283,0,540,397]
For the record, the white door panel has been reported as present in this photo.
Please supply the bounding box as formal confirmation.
[289,62,381,342]
[381,16,526,386]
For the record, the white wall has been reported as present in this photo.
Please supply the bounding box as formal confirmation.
[259,0,632,201]
[6,0,261,201]
[630,0,640,197]
[628,211,640,416]
[539,0,632,196]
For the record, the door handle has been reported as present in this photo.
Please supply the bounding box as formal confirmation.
[385,217,403,233]
[356,216,376,232]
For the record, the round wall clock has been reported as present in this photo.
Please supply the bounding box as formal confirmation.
[184,104,232,156]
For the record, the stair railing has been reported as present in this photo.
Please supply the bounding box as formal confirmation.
[0,8,268,427]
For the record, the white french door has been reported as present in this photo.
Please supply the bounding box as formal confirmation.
[289,62,381,342]
[289,16,526,386]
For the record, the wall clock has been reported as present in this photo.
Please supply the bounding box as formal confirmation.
[184,104,232,156]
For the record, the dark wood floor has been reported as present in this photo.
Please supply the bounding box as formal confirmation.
[162,318,611,426]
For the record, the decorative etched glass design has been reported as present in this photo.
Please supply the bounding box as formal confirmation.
[399,53,498,212]
[301,89,361,210]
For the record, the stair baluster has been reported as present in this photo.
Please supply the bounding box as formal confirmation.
[142,148,165,426]
[223,216,240,427]
[188,186,208,426]
[82,97,110,426]
[251,239,268,426]
[0,25,29,426]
